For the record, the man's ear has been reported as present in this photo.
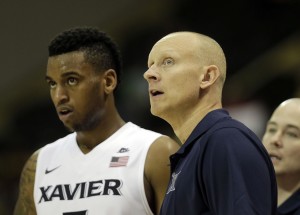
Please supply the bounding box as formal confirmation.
[199,65,220,89]
[103,69,117,94]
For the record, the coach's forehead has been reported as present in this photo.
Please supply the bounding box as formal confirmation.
[149,32,201,58]
[157,32,200,47]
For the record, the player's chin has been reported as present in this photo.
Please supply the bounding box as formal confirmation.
[60,119,76,132]
[62,123,75,132]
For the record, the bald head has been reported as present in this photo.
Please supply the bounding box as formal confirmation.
[154,31,227,84]
[274,98,300,116]
[145,31,226,130]
[267,98,300,131]
[144,31,229,142]
[262,98,300,179]
[277,98,300,108]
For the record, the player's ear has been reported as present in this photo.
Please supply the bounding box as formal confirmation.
[199,65,220,89]
[103,69,117,94]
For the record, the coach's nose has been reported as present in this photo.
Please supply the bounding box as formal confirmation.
[144,65,160,82]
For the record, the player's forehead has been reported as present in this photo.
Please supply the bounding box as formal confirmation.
[46,51,93,78]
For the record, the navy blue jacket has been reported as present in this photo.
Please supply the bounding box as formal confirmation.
[278,189,300,215]
[160,109,277,215]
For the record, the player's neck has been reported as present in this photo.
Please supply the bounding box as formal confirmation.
[76,113,125,153]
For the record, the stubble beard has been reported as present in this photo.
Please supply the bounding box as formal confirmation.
[64,107,103,132]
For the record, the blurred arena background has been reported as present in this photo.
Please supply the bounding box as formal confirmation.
[1,0,300,214]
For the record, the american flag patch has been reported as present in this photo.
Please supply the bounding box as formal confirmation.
[109,156,129,167]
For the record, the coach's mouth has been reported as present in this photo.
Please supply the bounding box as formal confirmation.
[150,89,163,97]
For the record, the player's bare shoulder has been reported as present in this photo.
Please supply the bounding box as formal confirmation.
[144,135,180,214]
[152,135,180,155]
[13,149,40,215]
[23,149,39,183]
[146,135,180,166]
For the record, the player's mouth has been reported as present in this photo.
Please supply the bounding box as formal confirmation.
[57,106,73,120]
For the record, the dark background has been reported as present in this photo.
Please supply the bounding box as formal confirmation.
[1,0,300,214]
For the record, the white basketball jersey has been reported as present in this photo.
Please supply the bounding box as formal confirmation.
[34,122,162,215]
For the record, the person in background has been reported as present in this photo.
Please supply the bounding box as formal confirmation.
[262,98,300,215]
[143,31,277,215]
[13,27,179,215]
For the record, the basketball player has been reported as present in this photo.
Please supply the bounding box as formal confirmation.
[13,27,179,215]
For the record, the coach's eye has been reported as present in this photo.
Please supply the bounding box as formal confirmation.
[163,58,174,66]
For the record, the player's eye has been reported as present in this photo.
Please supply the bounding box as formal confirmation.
[67,77,78,86]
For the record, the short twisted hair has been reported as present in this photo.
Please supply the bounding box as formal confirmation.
[48,27,122,86]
